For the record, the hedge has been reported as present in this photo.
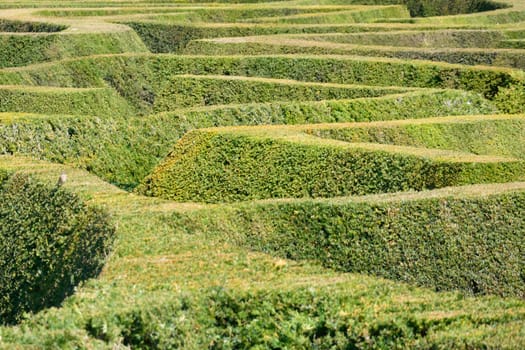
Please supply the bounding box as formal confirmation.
[311,116,525,160]
[0,30,148,68]
[0,90,495,189]
[153,74,410,111]
[0,19,66,33]
[82,285,523,349]
[199,186,525,297]
[0,172,115,325]
[0,86,135,116]
[181,38,525,70]
[138,128,525,202]
[0,54,520,101]
[405,0,509,17]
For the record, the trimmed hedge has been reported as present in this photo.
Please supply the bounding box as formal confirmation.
[0,91,495,189]
[0,54,520,101]
[153,75,409,111]
[292,30,507,48]
[124,21,412,53]
[405,0,509,17]
[138,129,525,202]
[182,38,525,70]
[311,117,525,159]
[0,19,66,33]
[0,172,114,325]
[0,86,135,117]
[0,30,148,68]
[201,187,525,297]
[83,285,522,349]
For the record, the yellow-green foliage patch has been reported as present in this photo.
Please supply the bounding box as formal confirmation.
[138,115,525,203]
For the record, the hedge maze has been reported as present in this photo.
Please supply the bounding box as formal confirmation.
[0,0,524,348]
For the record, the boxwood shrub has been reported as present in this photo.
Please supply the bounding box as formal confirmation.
[0,173,115,325]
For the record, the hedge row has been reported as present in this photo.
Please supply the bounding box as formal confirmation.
[0,172,114,325]
[0,90,495,189]
[0,30,148,68]
[182,38,525,70]
[0,19,66,33]
[200,186,525,297]
[153,74,410,111]
[0,86,135,117]
[292,30,507,48]
[82,285,525,349]
[311,116,525,160]
[0,54,519,101]
[405,0,509,17]
[124,21,416,53]
[138,129,525,203]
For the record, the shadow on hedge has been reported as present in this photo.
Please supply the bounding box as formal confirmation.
[0,172,115,325]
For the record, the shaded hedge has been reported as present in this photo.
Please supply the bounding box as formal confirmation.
[0,173,115,325]
[0,19,66,33]
[202,190,525,297]
[405,0,509,17]
[154,75,408,111]
[138,130,525,203]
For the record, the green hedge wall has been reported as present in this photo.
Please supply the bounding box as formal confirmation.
[0,19,66,33]
[202,189,525,297]
[0,173,115,325]
[0,87,135,117]
[83,286,517,349]
[138,130,525,203]
[0,91,495,189]
[405,0,509,17]
[0,30,148,68]
[153,75,409,111]
[0,55,518,102]
[312,117,525,159]
[181,39,525,70]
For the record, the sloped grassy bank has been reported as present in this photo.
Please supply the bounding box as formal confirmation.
[0,171,114,325]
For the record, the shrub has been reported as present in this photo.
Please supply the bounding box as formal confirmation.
[202,188,525,297]
[0,173,115,325]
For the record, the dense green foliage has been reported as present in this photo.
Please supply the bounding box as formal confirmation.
[154,75,409,110]
[182,39,525,70]
[0,19,66,32]
[138,129,525,202]
[0,87,134,116]
[0,55,519,104]
[0,30,147,68]
[200,190,525,297]
[85,286,515,349]
[1,0,524,347]
[0,91,495,189]
[312,117,525,159]
[406,0,509,17]
[0,173,114,325]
